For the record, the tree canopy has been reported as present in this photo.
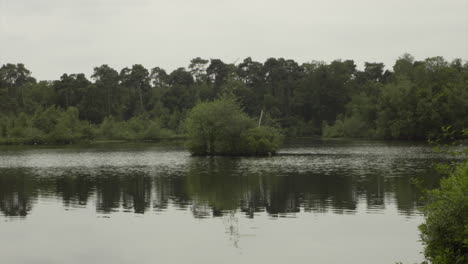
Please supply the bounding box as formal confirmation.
[0,54,467,144]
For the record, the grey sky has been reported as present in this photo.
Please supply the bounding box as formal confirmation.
[1,0,467,80]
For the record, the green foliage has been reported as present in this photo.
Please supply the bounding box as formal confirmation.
[326,55,468,140]
[241,127,283,155]
[285,118,319,137]
[99,116,174,141]
[323,113,375,139]
[419,160,468,264]
[430,126,468,158]
[341,92,377,138]
[184,97,253,155]
[322,120,344,138]
[0,106,95,144]
[1,55,467,145]
[375,80,418,139]
[184,97,283,155]
[0,107,175,144]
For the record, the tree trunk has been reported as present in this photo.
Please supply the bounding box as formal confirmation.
[258,109,264,127]
[138,86,144,113]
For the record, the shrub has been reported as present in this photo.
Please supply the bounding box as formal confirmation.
[343,115,373,138]
[419,161,468,264]
[184,97,283,156]
[98,115,174,141]
[322,120,344,138]
[241,127,283,155]
[142,120,174,140]
[0,107,96,144]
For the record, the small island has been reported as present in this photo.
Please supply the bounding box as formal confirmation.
[184,97,283,156]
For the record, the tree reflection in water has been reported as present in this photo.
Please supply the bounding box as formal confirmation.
[0,155,438,220]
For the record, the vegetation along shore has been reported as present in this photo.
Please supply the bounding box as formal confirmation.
[1,54,466,147]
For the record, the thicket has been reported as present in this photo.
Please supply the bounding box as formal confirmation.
[0,107,174,144]
[417,129,468,264]
[0,107,93,144]
[99,116,174,141]
[419,160,467,264]
[184,97,283,155]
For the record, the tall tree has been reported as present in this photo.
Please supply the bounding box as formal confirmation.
[54,73,90,109]
[120,64,151,116]
[91,65,120,118]
[207,59,229,96]
[188,57,209,83]
[0,63,36,110]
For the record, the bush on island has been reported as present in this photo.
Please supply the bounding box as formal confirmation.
[184,97,283,156]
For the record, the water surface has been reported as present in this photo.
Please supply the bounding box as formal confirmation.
[0,139,445,264]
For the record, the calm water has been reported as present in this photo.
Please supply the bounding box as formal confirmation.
[0,139,446,264]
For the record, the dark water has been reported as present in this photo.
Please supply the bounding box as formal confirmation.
[0,139,446,264]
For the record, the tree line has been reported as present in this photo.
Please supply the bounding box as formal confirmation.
[0,54,466,143]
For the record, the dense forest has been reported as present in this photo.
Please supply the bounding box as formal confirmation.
[0,54,466,144]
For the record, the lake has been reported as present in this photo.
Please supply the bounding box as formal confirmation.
[0,139,446,264]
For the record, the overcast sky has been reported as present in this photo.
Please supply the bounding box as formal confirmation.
[1,0,467,80]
